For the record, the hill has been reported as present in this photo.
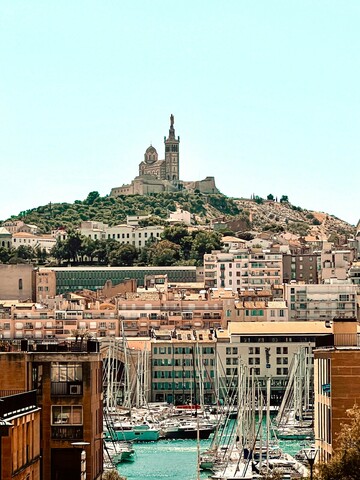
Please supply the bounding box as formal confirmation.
[3,191,355,241]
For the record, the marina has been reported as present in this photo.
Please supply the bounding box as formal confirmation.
[115,435,308,480]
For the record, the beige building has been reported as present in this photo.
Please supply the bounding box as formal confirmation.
[12,232,56,252]
[319,246,354,283]
[78,221,163,249]
[118,290,226,337]
[0,263,34,301]
[217,321,330,405]
[284,283,357,321]
[110,115,219,196]
[204,248,283,291]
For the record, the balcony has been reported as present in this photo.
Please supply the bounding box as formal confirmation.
[51,382,83,396]
[51,425,84,440]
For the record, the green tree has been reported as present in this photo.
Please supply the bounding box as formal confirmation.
[267,194,275,201]
[280,195,289,203]
[315,405,360,480]
[162,225,189,245]
[84,191,100,205]
[149,240,180,266]
[109,244,138,266]
[190,231,222,265]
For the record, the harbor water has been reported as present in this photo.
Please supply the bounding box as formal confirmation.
[117,436,306,480]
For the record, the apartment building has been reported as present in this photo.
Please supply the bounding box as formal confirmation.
[117,291,225,337]
[233,299,288,322]
[284,284,357,321]
[216,321,330,405]
[0,344,103,480]
[0,296,122,341]
[12,232,57,252]
[319,247,354,283]
[151,329,216,404]
[78,221,164,249]
[0,391,41,480]
[348,261,360,285]
[283,253,320,284]
[204,249,283,292]
[314,317,360,462]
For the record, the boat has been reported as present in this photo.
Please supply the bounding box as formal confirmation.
[161,420,215,440]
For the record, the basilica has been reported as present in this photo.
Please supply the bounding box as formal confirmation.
[110,115,219,197]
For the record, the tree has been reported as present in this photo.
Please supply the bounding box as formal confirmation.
[315,405,360,480]
[84,191,100,205]
[149,240,180,266]
[280,195,289,203]
[190,231,222,265]
[267,194,275,201]
[109,244,138,266]
[162,225,189,245]
[102,470,126,480]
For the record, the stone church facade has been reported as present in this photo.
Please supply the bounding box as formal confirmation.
[110,115,218,197]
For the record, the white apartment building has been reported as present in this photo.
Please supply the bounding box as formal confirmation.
[11,232,57,252]
[204,249,283,292]
[284,283,357,321]
[78,221,164,248]
[216,321,330,405]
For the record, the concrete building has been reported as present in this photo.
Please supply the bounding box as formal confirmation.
[117,290,225,337]
[283,253,320,284]
[0,343,103,480]
[39,266,199,295]
[217,321,331,405]
[150,329,216,404]
[78,221,164,248]
[167,208,193,226]
[204,249,283,291]
[319,247,354,283]
[284,284,357,321]
[12,232,56,252]
[0,263,35,301]
[314,317,360,462]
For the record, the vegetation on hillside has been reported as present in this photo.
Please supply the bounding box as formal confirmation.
[8,192,240,233]
[0,225,222,267]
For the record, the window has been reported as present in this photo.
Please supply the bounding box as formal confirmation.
[51,363,83,382]
[52,405,83,425]
[19,279,23,290]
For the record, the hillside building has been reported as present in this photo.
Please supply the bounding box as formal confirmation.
[110,115,219,196]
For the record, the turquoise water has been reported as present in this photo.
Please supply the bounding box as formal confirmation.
[117,437,306,480]
[117,438,211,480]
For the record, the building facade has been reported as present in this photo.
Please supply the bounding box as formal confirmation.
[284,284,357,321]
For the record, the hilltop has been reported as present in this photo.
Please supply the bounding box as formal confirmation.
[3,191,355,241]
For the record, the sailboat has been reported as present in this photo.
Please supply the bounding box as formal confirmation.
[274,346,314,441]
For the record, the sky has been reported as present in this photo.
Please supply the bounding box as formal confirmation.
[0,1,359,225]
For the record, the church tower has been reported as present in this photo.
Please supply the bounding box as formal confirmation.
[164,114,180,181]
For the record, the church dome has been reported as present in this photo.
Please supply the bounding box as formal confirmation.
[144,145,158,164]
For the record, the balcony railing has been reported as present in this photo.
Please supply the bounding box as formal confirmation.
[51,426,83,440]
[0,390,37,419]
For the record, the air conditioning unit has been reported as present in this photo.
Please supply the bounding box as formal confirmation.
[69,385,81,395]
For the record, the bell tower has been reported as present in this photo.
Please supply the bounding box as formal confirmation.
[164,114,180,181]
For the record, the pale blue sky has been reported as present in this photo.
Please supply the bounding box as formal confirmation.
[1,1,359,225]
